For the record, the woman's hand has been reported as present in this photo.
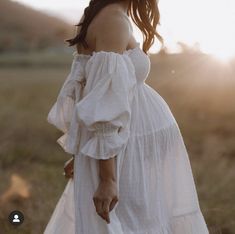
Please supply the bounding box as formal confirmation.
[63,157,74,179]
[93,179,119,224]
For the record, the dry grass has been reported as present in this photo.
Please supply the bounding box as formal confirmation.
[0,53,235,233]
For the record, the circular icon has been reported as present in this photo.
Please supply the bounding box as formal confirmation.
[8,210,24,226]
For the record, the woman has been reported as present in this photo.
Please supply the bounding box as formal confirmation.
[44,0,209,233]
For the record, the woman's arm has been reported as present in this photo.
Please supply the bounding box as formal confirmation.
[99,157,116,182]
[93,157,119,224]
[92,10,131,223]
[94,9,130,181]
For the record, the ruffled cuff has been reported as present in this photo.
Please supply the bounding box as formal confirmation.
[80,123,129,160]
[56,132,79,155]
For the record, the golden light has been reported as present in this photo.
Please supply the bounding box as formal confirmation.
[156,0,235,60]
[210,50,235,63]
[12,0,235,61]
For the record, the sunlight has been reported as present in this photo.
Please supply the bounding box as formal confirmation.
[197,0,235,62]
[158,0,235,59]
[211,50,235,63]
[12,0,235,59]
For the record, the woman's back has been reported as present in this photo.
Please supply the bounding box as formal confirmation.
[75,3,138,55]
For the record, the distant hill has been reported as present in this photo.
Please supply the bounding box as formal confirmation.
[0,0,75,52]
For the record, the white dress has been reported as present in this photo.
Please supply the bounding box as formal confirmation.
[44,42,209,234]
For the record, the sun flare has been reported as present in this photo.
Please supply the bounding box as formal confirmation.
[158,0,235,60]
[211,50,235,62]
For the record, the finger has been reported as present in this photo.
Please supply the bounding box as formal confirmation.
[64,166,73,172]
[64,159,73,169]
[65,170,73,179]
[102,199,111,223]
[64,167,70,175]
[68,170,73,176]
[64,167,73,175]
[69,170,74,179]
[93,198,103,217]
[109,197,118,212]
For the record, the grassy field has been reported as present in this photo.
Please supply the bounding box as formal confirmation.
[0,53,235,233]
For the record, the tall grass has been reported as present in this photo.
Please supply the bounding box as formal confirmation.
[0,53,235,233]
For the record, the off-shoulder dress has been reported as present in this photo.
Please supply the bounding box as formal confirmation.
[44,42,209,234]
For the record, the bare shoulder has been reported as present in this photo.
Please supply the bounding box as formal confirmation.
[92,6,131,53]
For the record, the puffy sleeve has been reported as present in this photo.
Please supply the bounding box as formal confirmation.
[46,57,87,156]
[76,51,137,160]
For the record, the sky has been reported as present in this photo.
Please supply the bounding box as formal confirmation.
[12,0,235,59]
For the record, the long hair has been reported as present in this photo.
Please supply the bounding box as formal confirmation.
[66,0,163,54]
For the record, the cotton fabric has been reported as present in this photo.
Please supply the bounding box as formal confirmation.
[44,43,209,234]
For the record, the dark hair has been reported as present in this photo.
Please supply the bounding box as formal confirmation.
[66,0,163,54]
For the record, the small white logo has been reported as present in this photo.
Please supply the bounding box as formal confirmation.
[8,210,24,226]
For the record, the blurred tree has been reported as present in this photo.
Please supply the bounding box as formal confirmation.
[177,41,202,54]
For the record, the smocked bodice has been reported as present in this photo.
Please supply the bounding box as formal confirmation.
[73,43,151,84]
